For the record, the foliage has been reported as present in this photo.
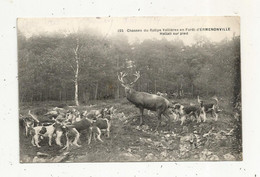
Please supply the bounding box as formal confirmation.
[18,31,240,104]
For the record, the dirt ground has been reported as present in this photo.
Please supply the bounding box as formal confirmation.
[19,98,242,162]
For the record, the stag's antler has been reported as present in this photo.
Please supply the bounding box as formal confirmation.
[117,72,127,85]
[130,71,140,85]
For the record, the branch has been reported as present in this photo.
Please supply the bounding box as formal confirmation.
[219,129,234,136]
[69,63,76,73]
[73,38,80,55]
[73,47,77,54]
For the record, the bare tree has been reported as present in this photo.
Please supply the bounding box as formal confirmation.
[73,38,80,106]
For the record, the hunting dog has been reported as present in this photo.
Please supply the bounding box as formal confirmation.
[29,122,58,148]
[22,116,35,137]
[87,106,115,138]
[58,109,111,149]
[64,117,103,145]
[51,118,86,150]
[65,110,81,124]
[82,106,116,119]
[198,96,220,121]
[85,108,107,119]
[106,106,117,119]
[59,126,81,150]
[92,118,111,138]
[172,103,206,125]
[156,91,168,98]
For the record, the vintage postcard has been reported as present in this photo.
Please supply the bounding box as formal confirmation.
[17,17,241,163]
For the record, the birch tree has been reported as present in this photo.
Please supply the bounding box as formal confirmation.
[73,38,80,106]
[53,34,85,106]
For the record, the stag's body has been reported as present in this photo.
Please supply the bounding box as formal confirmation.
[118,72,173,130]
[127,91,169,111]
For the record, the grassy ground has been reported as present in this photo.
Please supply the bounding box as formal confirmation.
[19,98,242,162]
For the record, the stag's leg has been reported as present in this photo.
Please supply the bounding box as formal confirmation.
[162,111,172,132]
[213,111,218,121]
[139,108,144,126]
[155,110,163,131]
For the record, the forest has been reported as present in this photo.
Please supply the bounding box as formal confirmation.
[18,30,241,105]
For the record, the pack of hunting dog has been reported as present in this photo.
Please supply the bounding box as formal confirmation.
[18,19,241,162]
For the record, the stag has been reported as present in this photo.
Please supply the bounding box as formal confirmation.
[118,71,173,130]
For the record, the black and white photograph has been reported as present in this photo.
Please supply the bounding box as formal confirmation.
[17,17,241,163]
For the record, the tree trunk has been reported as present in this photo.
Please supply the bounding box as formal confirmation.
[74,66,79,106]
[65,89,67,102]
[47,89,50,101]
[117,77,120,99]
[20,92,25,103]
[154,80,157,93]
[59,90,62,101]
[94,82,99,100]
[191,84,194,98]
[40,91,42,101]
[179,83,183,97]
[74,38,80,106]
[83,92,85,103]
[31,94,33,104]
[83,88,89,103]
[116,57,120,99]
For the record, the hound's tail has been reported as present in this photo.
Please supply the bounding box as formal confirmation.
[28,110,40,123]
[64,124,76,129]
[197,95,202,103]
[212,96,219,106]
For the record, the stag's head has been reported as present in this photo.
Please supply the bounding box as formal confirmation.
[117,71,140,94]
